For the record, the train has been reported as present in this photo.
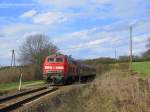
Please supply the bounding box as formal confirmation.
[43,54,96,84]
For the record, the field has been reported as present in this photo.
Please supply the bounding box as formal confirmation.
[132,61,150,78]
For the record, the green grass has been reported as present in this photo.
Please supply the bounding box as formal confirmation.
[0,80,44,91]
[132,61,150,77]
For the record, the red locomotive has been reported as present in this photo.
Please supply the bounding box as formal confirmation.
[43,54,96,84]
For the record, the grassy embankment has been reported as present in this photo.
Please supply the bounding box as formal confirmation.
[20,70,150,112]
[0,80,44,91]
[53,70,150,112]
[132,61,150,78]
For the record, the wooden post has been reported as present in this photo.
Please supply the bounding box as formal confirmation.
[18,69,23,91]
[129,26,133,74]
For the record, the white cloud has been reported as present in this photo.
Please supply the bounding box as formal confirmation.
[20,10,70,25]
[32,12,68,25]
[1,24,37,35]
[133,36,149,43]
[68,38,111,49]
[37,0,150,20]
[0,23,53,65]
[1,23,52,36]
[53,18,150,58]
[21,0,150,26]
[20,10,37,18]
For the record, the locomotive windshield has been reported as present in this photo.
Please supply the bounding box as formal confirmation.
[48,58,54,62]
[56,58,63,62]
[47,57,64,62]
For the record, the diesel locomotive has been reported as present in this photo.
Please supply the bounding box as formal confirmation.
[43,54,96,84]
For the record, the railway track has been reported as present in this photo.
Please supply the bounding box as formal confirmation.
[0,86,58,112]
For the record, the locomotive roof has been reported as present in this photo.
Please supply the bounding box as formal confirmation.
[47,54,67,58]
[46,54,75,60]
[46,54,95,69]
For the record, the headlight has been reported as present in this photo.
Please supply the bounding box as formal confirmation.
[56,66,64,69]
[44,66,52,69]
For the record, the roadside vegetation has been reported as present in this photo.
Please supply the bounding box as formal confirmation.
[52,70,150,112]
[0,80,44,91]
[20,70,150,112]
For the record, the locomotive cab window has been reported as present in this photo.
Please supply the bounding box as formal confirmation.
[56,58,63,62]
[48,58,54,62]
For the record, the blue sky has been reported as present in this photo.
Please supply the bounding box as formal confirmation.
[0,0,150,65]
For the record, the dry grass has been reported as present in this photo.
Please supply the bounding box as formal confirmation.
[54,70,150,112]
[0,68,20,83]
[82,70,150,112]
[0,66,35,83]
[96,63,129,76]
[18,70,150,112]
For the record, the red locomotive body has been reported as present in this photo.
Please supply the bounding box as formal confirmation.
[43,54,96,84]
[43,54,78,84]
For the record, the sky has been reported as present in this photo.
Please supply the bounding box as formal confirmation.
[0,0,150,66]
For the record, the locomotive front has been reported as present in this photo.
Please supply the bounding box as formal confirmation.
[43,54,67,84]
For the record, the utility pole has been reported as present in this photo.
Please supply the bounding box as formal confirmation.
[129,26,133,74]
[11,49,16,67]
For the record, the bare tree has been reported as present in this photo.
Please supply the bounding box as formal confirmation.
[19,34,58,79]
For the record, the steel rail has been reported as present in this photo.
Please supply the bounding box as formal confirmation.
[0,87,58,111]
[0,86,47,102]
